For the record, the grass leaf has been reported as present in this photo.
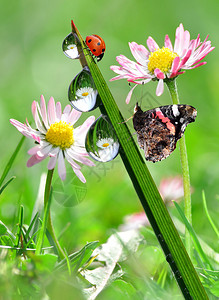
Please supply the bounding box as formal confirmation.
[174,201,213,270]
[202,190,219,238]
[0,136,25,188]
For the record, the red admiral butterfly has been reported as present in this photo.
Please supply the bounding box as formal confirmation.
[133,103,197,162]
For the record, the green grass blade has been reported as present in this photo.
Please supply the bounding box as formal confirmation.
[0,136,25,188]
[71,20,209,299]
[202,190,219,238]
[174,201,213,270]
[15,205,24,248]
[0,176,16,195]
[25,212,39,239]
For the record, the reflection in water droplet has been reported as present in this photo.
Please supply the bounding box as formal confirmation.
[62,33,80,59]
[68,67,101,112]
[85,115,120,162]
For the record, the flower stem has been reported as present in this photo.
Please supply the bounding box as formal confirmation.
[36,169,65,259]
[166,79,192,257]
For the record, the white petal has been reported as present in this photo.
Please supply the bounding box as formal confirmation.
[57,151,66,180]
[48,97,56,125]
[73,168,86,183]
[48,155,57,170]
[156,79,164,96]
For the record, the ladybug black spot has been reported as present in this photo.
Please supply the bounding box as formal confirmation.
[88,39,92,43]
[92,49,96,52]
[97,42,101,46]
[102,48,105,52]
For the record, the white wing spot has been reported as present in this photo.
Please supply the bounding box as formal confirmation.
[172,104,180,117]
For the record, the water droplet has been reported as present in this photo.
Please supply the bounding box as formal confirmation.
[68,67,101,112]
[85,115,120,162]
[62,33,80,59]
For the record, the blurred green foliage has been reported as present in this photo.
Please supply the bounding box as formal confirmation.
[0,0,219,297]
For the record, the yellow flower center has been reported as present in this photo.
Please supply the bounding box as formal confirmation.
[102,143,109,147]
[82,92,89,97]
[148,47,179,74]
[45,121,74,150]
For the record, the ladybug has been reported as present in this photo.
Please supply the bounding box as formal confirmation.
[85,35,106,62]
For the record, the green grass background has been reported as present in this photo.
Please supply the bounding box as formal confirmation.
[0,0,219,256]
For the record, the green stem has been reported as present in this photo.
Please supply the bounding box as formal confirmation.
[36,169,65,259]
[165,79,192,257]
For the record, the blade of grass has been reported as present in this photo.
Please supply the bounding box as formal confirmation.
[174,201,213,270]
[15,205,24,248]
[202,190,219,238]
[71,20,208,299]
[0,136,25,188]
[35,180,53,255]
[0,220,16,241]
[25,212,39,240]
[0,176,16,195]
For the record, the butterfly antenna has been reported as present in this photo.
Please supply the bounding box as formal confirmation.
[118,115,133,124]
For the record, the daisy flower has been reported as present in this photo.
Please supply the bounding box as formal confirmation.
[110,23,214,103]
[64,43,79,59]
[73,87,98,112]
[158,176,193,204]
[62,33,80,59]
[10,95,95,183]
[95,137,120,162]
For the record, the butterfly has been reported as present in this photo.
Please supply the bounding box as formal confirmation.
[133,103,197,162]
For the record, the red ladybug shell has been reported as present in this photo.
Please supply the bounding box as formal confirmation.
[85,35,106,61]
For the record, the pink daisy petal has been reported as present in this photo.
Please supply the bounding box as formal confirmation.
[27,145,41,155]
[174,23,185,54]
[67,109,82,126]
[170,56,181,78]
[57,151,66,181]
[128,78,151,85]
[37,144,53,157]
[147,37,159,52]
[178,49,192,69]
[48,97,56,125]
[73,168,86,183]
[129,42,149,66]
[75,116,95,137]
[31,134,41,143]
[48,155,57,170]
[186,62,207,70]
[32,101,45,133]
[110,66,127,76]
[56,102,62,121]
[126,84,138,104]
[61,105,72,122]
[165,35,173,51]
[175,71,185,76]
[65,152,81,169]
[156,79,164,96]
[40,95,49,128]
[154,68,165,79]
[110,74,131,81]
[10,119,29,133]
[27,154,46,167]
[49,147,60,157]
[67,149,95,166]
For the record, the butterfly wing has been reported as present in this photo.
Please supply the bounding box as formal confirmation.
[133,104,197,162]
